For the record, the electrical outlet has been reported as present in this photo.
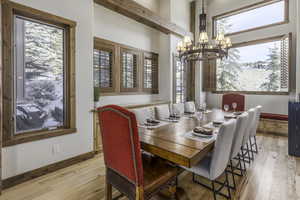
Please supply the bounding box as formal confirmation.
[52,144,61,155]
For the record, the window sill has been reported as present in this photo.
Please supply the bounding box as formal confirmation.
[3,128,77,147]
[211,91,290,96]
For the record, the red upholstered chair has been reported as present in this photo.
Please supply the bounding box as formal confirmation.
[98,105,178,200]
[222,93,245,112]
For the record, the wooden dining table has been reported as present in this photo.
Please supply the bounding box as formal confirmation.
[139,109,227,168]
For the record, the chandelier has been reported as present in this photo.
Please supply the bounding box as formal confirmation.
[177,0,232,62]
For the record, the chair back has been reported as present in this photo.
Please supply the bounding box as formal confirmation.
[185,101,196,113]
[155,104,170,120]
[222,93,245,111]
[98,105,144,187]
[172,103,185,115]
[131,107,155,125]
[230,112,249,159]
[209,119,236,180]
[242,108,256,146]
[250,105,262,137]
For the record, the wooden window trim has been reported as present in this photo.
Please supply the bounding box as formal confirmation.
[94,40,117,93]
[212,0,289,38]
[93,37,159,96]
[211,34,292,95]
[142,52,159,94]
[2,0,77,147]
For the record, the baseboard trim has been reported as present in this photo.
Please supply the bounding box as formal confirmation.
[3,151,95,189]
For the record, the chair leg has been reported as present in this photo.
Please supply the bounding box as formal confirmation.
[254,136,258,154]
[105,181,113,200]
[249,139,255,161]
[211,181,217,200]
[225,171,232,200]
[246,143,252,162]
[229,160,236,190]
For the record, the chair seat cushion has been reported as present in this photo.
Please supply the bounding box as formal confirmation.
[182,156,211,180]
[261,113,288,121]
[143,155,178,194]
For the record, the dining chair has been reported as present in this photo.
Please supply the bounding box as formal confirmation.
[222,93,245,112]
[182,119,236,200]
[172,103,185,116]
[98,105,178,200]
[131,107,154,125]
[240,108,256,164]
[184,101,196,113]
[228,112,249,189]
[249,105,262,154]
[155,104,170,120]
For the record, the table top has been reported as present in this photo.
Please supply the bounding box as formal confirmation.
[139,109,227,168]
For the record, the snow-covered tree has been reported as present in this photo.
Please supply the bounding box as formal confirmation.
[259,44,280,91]
[216,19,241,91]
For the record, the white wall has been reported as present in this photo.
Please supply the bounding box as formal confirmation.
[2,0,94,179]
[297,0,300,95]
[94,0,192,106]
[205,0,297,114]
[94,3,163,106]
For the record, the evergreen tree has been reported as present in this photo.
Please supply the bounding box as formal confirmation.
[216,19,241,91]
[259,44,280,91]
[217,48,241,91]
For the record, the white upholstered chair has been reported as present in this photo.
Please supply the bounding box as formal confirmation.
[228,112,249,189]
[155,104,170,120]
[249,105,262,154]
[131,107,154,125]
[182,119,236,200]
[172,103,185,116]
[185,101,196,113]
[241,108,256,164]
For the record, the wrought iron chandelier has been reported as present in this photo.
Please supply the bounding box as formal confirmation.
[177,0,232,62]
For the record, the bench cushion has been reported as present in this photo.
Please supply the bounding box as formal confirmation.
[260,113,288,121]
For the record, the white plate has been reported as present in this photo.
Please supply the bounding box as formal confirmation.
[192,131,213,138]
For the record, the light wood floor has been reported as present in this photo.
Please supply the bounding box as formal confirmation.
[1,134,300,200]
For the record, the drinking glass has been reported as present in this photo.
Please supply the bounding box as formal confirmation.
[224,104,229,112]
[232,102,237,112]
[202,102,207,112]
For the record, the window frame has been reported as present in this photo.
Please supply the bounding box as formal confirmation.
[2,0,77,146]
[142,52,159,94]
[94,39,117,93]
[213,34,291,95]
[212,0,289,37]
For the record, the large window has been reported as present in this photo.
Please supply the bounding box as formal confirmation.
[216,35,291,93]
[2,1,76,146]
[213,0,288,36]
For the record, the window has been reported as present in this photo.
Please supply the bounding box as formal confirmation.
[143,52,158,93]
[173,56,187,103]
[215,35,291,94]
[213,0,288,36]
[2,1,76,146]
[93,37,159,95]
[120,48,139,92]
[93,40,116,93]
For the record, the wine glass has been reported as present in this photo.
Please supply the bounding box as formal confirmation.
[232,102,237,112]
[202,102,207,112]
[224,104,229,112]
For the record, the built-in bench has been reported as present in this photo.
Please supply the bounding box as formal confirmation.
[258,113,288,136]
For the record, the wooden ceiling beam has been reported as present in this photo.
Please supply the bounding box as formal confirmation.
[94,0,192,38]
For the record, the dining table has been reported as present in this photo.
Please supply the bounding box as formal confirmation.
[139,109,229,168]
